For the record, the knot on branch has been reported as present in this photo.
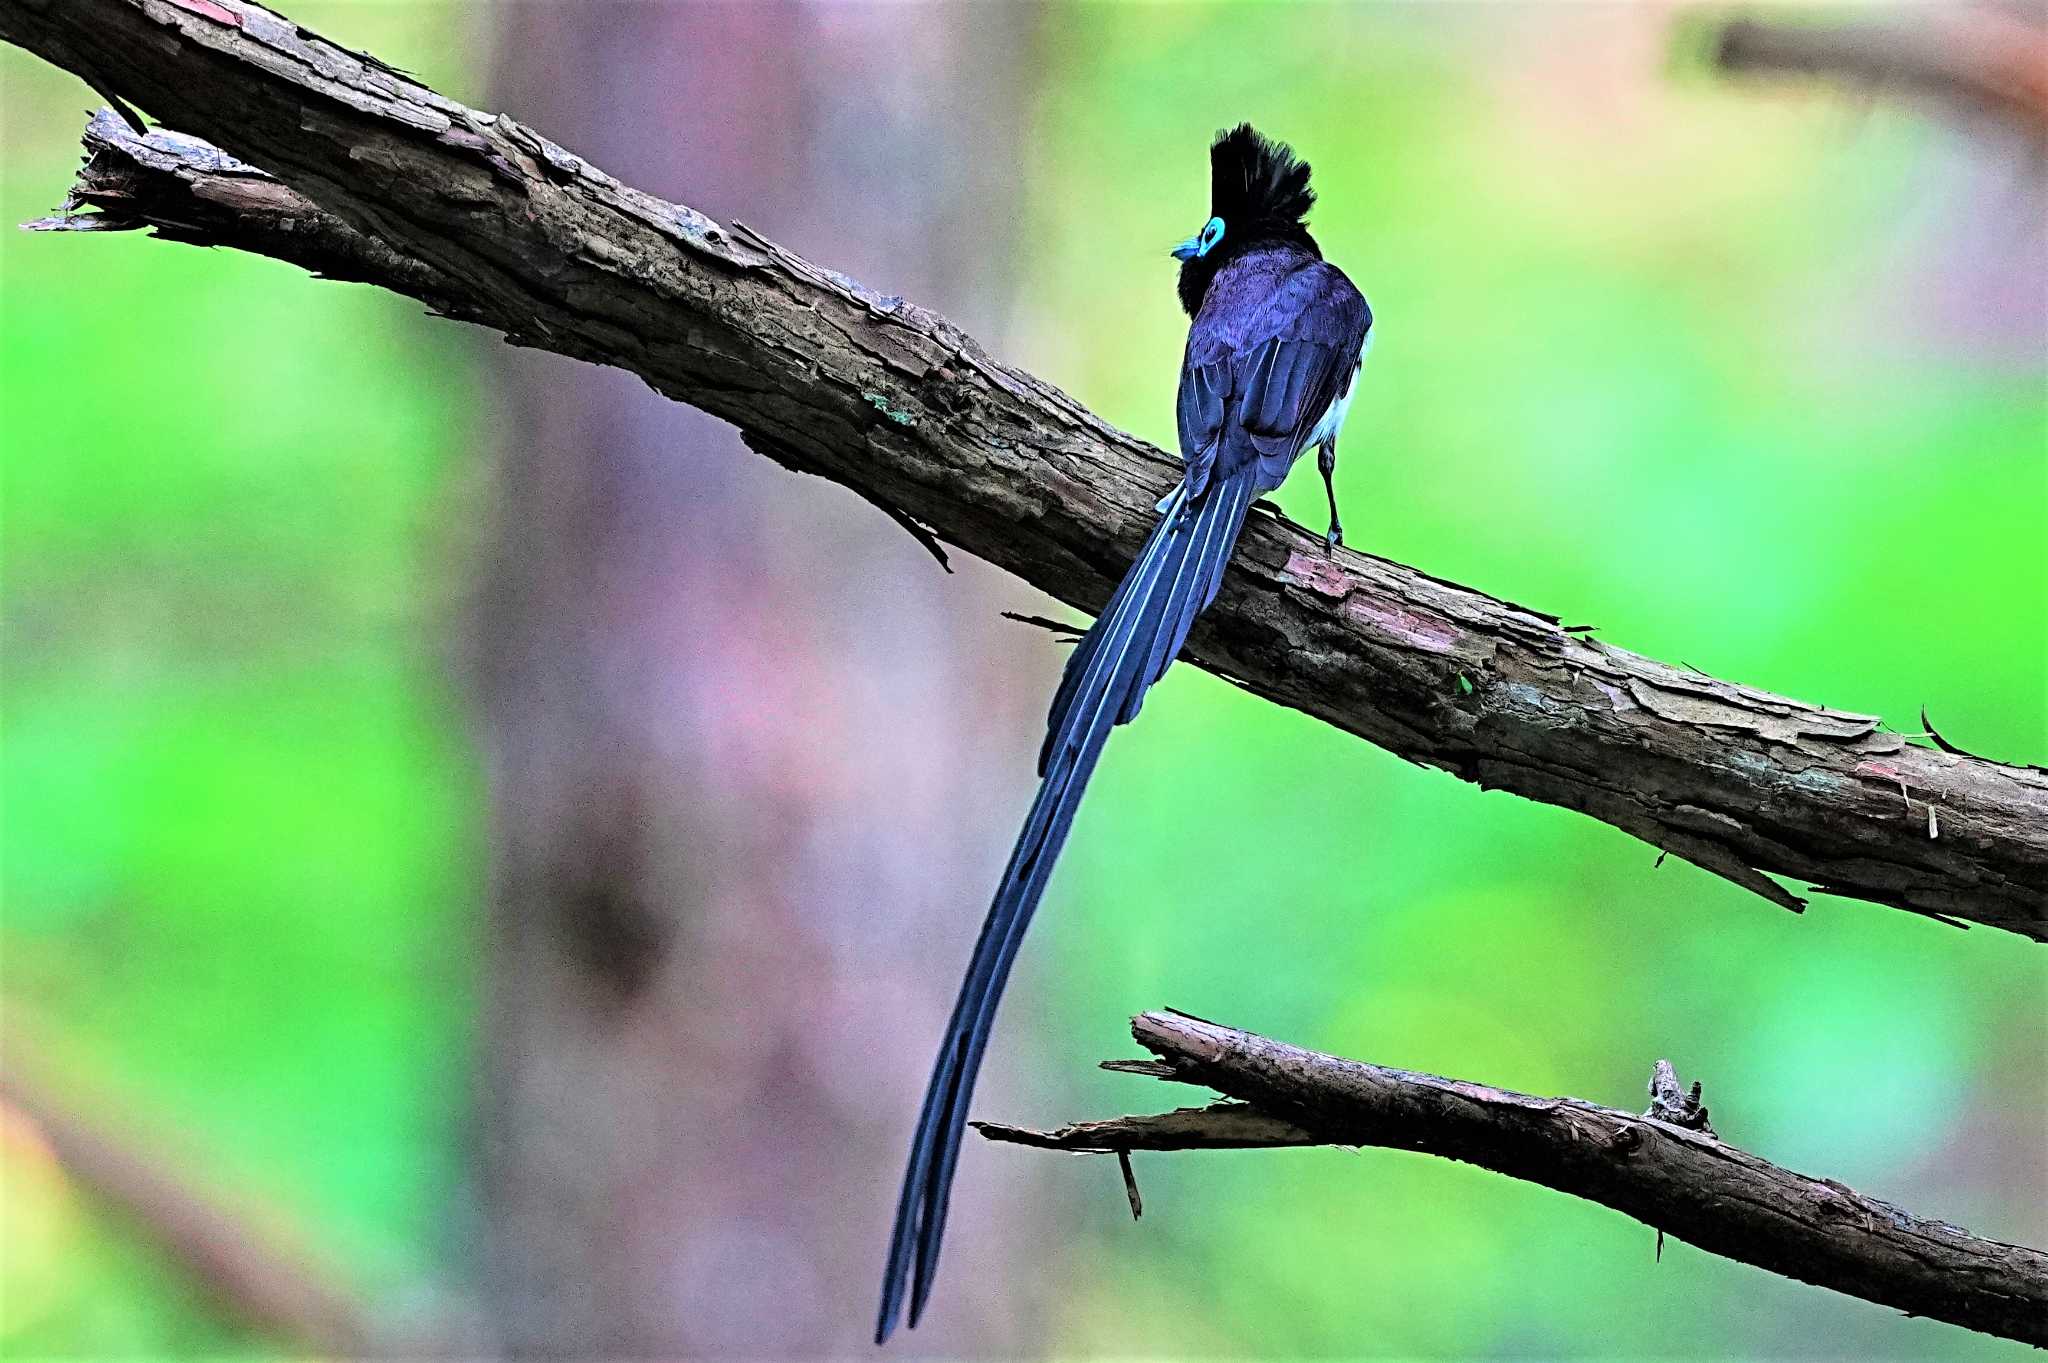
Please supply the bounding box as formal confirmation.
[1643,1058,1715,1136]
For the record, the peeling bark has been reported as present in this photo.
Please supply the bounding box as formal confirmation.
[976,1011,2048,1347]
[5,0,2045,939]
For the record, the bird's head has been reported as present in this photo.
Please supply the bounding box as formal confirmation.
[1174,123,1319,316]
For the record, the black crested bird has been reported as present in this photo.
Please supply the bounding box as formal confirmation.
[875,124,1373,1343]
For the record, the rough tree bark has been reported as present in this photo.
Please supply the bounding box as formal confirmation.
[976,1011,2048,1348]
[4,0,2044,939]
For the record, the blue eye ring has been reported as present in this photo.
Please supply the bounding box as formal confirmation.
[1171,216,1228,262]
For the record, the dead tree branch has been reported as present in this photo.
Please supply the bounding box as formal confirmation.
[4,0,2045,938]
[976,1011,2048,1347]
[1712,7,2048,136]
[0,1040,380,1355]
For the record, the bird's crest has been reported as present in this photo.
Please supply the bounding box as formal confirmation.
[1210,123,1314,229]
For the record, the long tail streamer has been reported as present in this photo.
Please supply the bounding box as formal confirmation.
[876,468,1259,1343]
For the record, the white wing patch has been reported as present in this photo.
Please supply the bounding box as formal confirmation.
[1302,327,1372,457]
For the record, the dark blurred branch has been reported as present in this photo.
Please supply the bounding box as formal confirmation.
[1712,8,2048,135]
[5,1,2046,940]
[0,1041,379,1354]
[977,1011,2048,1347]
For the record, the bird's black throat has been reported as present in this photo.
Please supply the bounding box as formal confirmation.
[1177,223,1320,317]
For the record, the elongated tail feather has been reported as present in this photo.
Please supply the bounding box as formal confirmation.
[1037,483,1191,776]
[876,468,1258,1343]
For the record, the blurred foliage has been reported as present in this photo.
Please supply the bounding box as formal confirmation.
[3,5,478,1354]
[2,2,2043,1360]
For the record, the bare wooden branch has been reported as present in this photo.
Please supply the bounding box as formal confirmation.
[4,1,2045,937]
[0,1042,378,1354]
[1712,7,2048,135]
[977,1011,2048,1347]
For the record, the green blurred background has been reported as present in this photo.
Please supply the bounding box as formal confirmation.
[3,2,2042,1359]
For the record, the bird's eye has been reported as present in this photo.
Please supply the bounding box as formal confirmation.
[1202,217,1225,251]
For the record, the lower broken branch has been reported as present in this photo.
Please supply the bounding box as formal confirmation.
[977,1011,2048,1347]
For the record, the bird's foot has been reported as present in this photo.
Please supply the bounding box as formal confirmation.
[1324,523,1344,553]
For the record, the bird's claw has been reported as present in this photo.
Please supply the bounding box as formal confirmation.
[1324,525,1344,554]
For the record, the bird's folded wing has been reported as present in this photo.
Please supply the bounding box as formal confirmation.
[1179,263,1370,491]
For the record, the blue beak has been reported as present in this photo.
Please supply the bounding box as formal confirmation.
[1170,235,1202,262]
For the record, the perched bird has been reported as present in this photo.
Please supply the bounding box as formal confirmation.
[875,124,1373,1343]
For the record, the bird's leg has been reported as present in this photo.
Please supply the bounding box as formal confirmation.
[1318,440,1343,551]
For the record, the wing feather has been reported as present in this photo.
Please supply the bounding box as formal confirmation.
[1178,259,1371,493]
